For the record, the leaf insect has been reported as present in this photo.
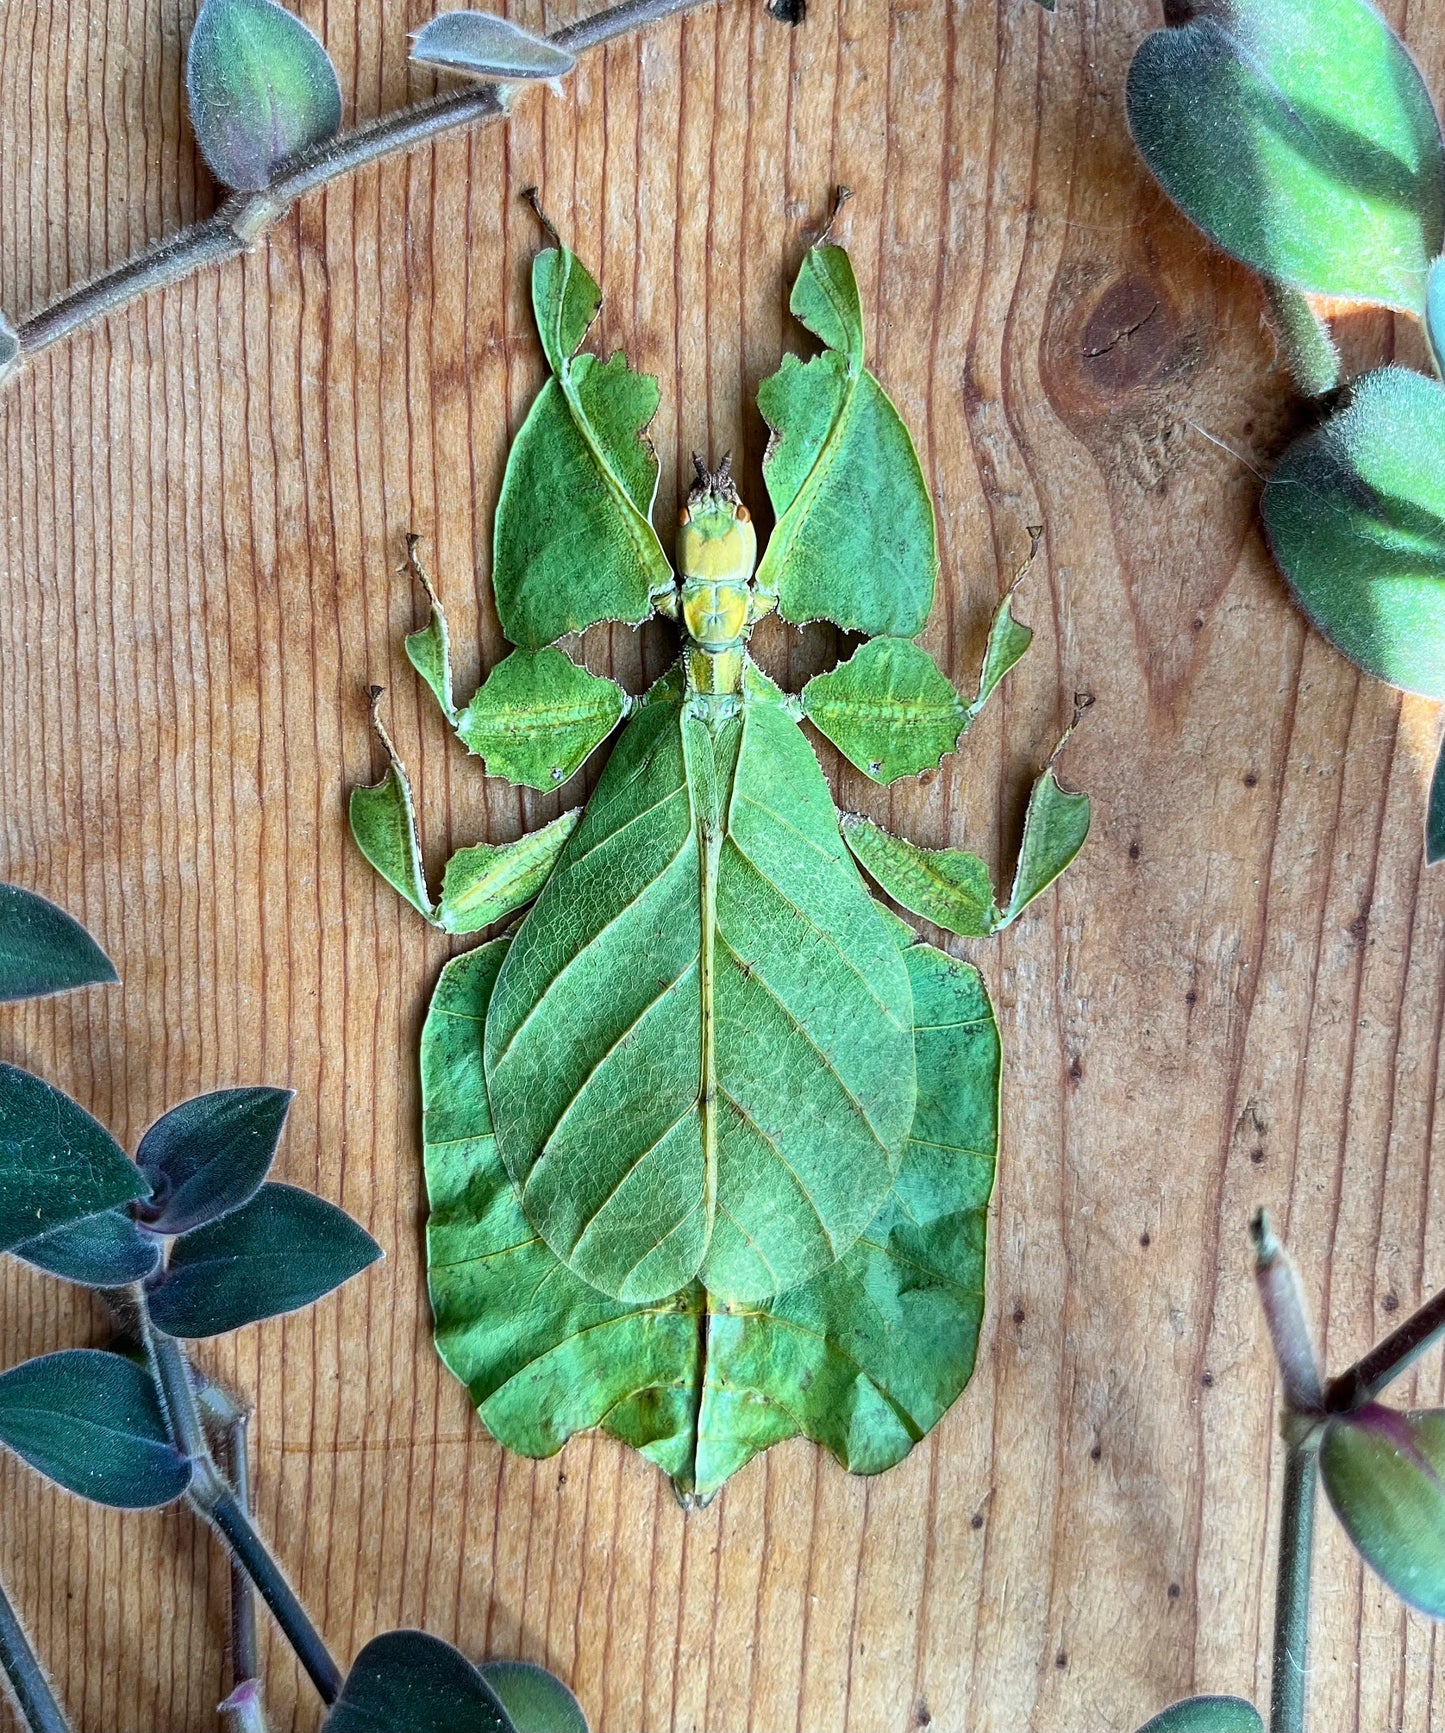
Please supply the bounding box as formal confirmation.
[352,193,1090,1501]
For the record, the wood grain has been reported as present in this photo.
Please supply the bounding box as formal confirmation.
[1,0,1444,1727]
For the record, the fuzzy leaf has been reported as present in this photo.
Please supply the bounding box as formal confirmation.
[1321,1404,1445,1618]
[0,1350,191,1508]
[1126,0,1445,314]
[410,12,575,82]
[456,648,628,790]
[493,246,671,647]
[425,934,995,1501]
[0,1064,148,1251]
[483,676,915,1305]
[186,0,342,193]
[802,639,968,784]
[756,245,937,636]
[12,1209,160,1287]
[1262,366,1445,699]
[840,815,998,937]
[1001,760,1091,926]
[147,1183,381,1337]
[439,810,581,935]
[480,1664,587,1733]
[1429,734,1445,866]
[134,1086,294,1236]
[0,882,117,1002]
[1136,1700,1264,1733]
[324,1631,513,1733]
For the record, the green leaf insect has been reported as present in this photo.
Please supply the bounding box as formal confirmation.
[1127,0,1445,318]
[351,218,1090,1497]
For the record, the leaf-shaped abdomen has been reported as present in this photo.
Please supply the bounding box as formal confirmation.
[484,676,916,1305]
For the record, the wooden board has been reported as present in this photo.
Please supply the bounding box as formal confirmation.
[2,0,1444,1726]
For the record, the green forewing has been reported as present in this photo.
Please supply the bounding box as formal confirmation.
[756,246,937,636]
[456,647,628,789]
[802,638,970,783]
[1261,367,1445,699]
[1126,0,1445,314]
[424,936,996,1500]
[492,247,671,647]
[483,673,916,1305]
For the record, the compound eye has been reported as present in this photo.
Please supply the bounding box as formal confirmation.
[735,505,751,523]
[678,507,691,527]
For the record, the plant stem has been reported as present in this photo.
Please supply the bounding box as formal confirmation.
[136,1300,343,1705]
[12,0,723,366]
[1326,1284,1445,1411]
[0,1573,69,1733]
[1252,1210,1324,1415]
[1269,1437,1319,1733]
[220,1410,265,1733]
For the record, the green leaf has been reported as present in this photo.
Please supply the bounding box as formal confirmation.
[0,882,117,1002]
[0,1064,148,1252]
[425,933,995,1501]
[439,810,581,935]
[840,814,998,937]
[0,1349,191,1509]
[350,703,437,922]
[1000,757,1091,927]
[973,585,1033,714]
[1321,1404,1445,1618]
[456,648,628,790]
[1136,1698,1264,1733]
[756,244,937,636]
[1429,733,1445,866]
[1262,366,1445,699]
[492,245,671,647]
[324,1631,513,1733]
[479,1664,587,1733]
[1126,0,1445,314]
[186,0,342,194]
[483,675,916,1305]
[13,1209,160,1287]
[409,12,575,82]
[403,544,459,726]
[146,1183,381,1337]
[134,1086,293,1235]
[801,638,968,784]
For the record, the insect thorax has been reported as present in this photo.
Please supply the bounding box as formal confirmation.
[668,457,776,707]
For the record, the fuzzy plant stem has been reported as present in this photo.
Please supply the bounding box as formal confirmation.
[12,0,722,362]
[0,1573,69,1733]
[137,1300,343,1706]
[1251,1212,1324,1733]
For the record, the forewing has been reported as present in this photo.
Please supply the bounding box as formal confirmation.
[755,244,936,636]
[704,684,916,1299]
[483,694,709,1303]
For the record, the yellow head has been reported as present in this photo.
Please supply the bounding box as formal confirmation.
[677,456,758,652]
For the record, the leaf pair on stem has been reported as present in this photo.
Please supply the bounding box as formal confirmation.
[0,882,585,1733]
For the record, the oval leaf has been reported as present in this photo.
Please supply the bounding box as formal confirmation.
[0,1350,191,1508]
[756,244,937,635]
[13,1208,160,1287]
[480,1663,587,1733]
[146,1182,381,1337]
[135,1086,294,1236]
[1137,1699,1264,1733]
[0,1063,147,1252]
[1262,366,1445,699]
[410,12,575,82]
[1322,1404,1445,1617]
[325,1631,513,1733]
[0,883,116,1002]
[1126,0,1445,313]
[427,935,996,1500]
[187,0,342,193]
[456,649,628,791]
